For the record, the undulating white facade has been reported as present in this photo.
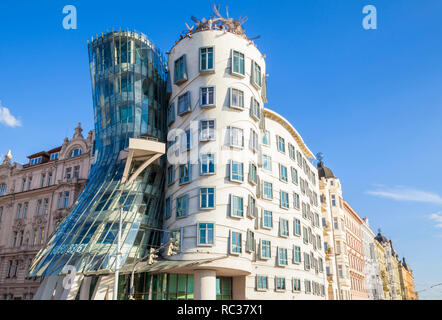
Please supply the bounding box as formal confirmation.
[163,29,327,300]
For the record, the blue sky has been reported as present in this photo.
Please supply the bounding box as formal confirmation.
[1,0,441,299]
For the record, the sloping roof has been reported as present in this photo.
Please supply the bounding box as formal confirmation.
[317,161,336,179]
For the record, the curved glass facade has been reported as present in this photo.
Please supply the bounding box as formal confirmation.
[27,31,168,277]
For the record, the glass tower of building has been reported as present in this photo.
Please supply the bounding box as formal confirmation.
[27,31,168,278]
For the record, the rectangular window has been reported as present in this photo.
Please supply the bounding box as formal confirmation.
[291,167,298,184]
[63,192,70,208]
[177,91,191,115]
[248,163,258,185]
[278,248,288,266]
[293,192,300,210]
[256,276,268,291]
[50,152,59,161]
[250,129,258,152]
[200,119,215,141]
[331,194,336,206]
[260,240,271,259]
[179,163,191,184]
[40,174,45,188]
[231,195,244,218]
[65,168,72,179]
[247,195,257,218]
[279,218,289,237]
[288,144,296,160]
[35,200,42,216]
[279,164,288,182]
[167,102,175,125]
[277,136,285,153]
[73,166,80,178]
[293,278,301,292]
[294,218,301,236]
[250,98,261,120]
[200,87,215,107]
[263,210,273,229]
[230,161,244,182]
[200,153,215,175]
[263,155,272,171]
[230,231,242,254]
[164,197,171,219]
[252,61,262,88]
[338,265,343,278]
[180,129,191,151]
[200,187,215,209]
[174,55,187,84]
[263,182,273,200]
[246,230,255,252]
[170,229,183,252]
[198,223,214,245]
[303,226,309,244]
[280,191,289,209]
[262,130,270,146]
[230,88,244,109]
[300,178,306,194]
[304,253,311,270]
[200,47,214,72]
[297,151,303,167]
[275,277,286,291]
[176,195,189,218]
[167,165,175,185]
[305,280,312,294]
[230,127,244,148]
[293,246,302,264]
[232,50,245,76]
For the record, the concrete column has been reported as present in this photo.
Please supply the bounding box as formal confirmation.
[232,276,246,300]
[33,278,48,300]
[52,276,65,300]
[79,276,92,300]
[39,275,58,300]
[64,274,84,300]
[194,270,216,300]
[91,275,114,300]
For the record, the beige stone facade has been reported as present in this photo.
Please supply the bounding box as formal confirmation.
[0,124,93,300]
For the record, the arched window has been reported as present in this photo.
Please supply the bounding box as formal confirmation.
[0,184,7,196]
[69,148,82,158]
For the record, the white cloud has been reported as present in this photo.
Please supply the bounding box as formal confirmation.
[0,101,21,127]
[428,213,442,228]
[366,185,442,205]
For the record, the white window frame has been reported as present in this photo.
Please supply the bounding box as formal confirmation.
[230,88,244,110]
[197,222,215,246]
[200,86,215,108]
[231,50,245,77]
[199,119,216,142]
[229,126,244,148]
[199,187,216,210]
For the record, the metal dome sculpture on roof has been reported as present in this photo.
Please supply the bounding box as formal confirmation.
[316,153,336,179]
[176,4,260,46]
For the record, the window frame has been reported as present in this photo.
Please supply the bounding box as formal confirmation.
[230,87,245,110]
[199,86,216,108]
[231,50,245,77]
[197,222,215,247]
[199,46,215,73]
[199,187,216,210]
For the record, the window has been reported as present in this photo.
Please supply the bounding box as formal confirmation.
[231,195,244,218]
[263,182,273,200]
[179,163,191,184]
[303,226,309,244]
[47,172,52,186]
[70,149,82,158]
[319,258,324,272]
[27,177,32,190]
[200,120,215,141]
[200,153,215,175]
[200,47,214,72]
[230,161,244,182]
[250,98,261,120]
[293,246,302,264]
[198,223,214,246]
[230,127,244,148]
[304,253,311,270]
[294,218,301,236]
[232,50,245,76]
[262,210,273,229]
[296,151,303,167]
[21,178,26,191]
[305,280,312,294]
[280,191,289,209]
[65,167,72,179]
[256,276,268,291]
[293,193,300,210]
[300,178,305,194]
[177,92,191,115]
[246,230,255,252]
[248,163,258,185]
[167,165,175,185]
[288,144,296,160]
[275,277,286,291]
[293,278,301,292]
[279,218,289,237]
[181,129,191,151]
[57,193,63,209]
[50,152,59,161]
[200,87,215,107]
[176,195,189,218]
[39,228,45,245]
[35,200,42,216]
[333,217,339,229]
[230,88,244,109]
[260,240,271,259]
[331,194,336,206]
[167,103,175,125]
[247,195,257,218]
[200,187,215,209]
[63,192,70,208]
[230,231,242,254]
[164,197,171,219]
[169,229,183,252]
[279,164,288,182]
[278,248,288,266]
[30,157,42,165]
[250,129,258,152]
[262,130,270,146]
[174,55,187,84]
[74,166,80,178]
[263,155,272,171]
[277,136,285,153]
[252,61,262,88]
[0,206,3,222]
[0,184,6,196]
[291,167,298,184]
[338,265,343,278]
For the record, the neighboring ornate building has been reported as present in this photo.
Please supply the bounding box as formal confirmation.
[0,124,93,300]
[374,239,390,300]
[343,201,369,300]
[361,218,384,300]
[317,160,351,300]
[399,258,417,300]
